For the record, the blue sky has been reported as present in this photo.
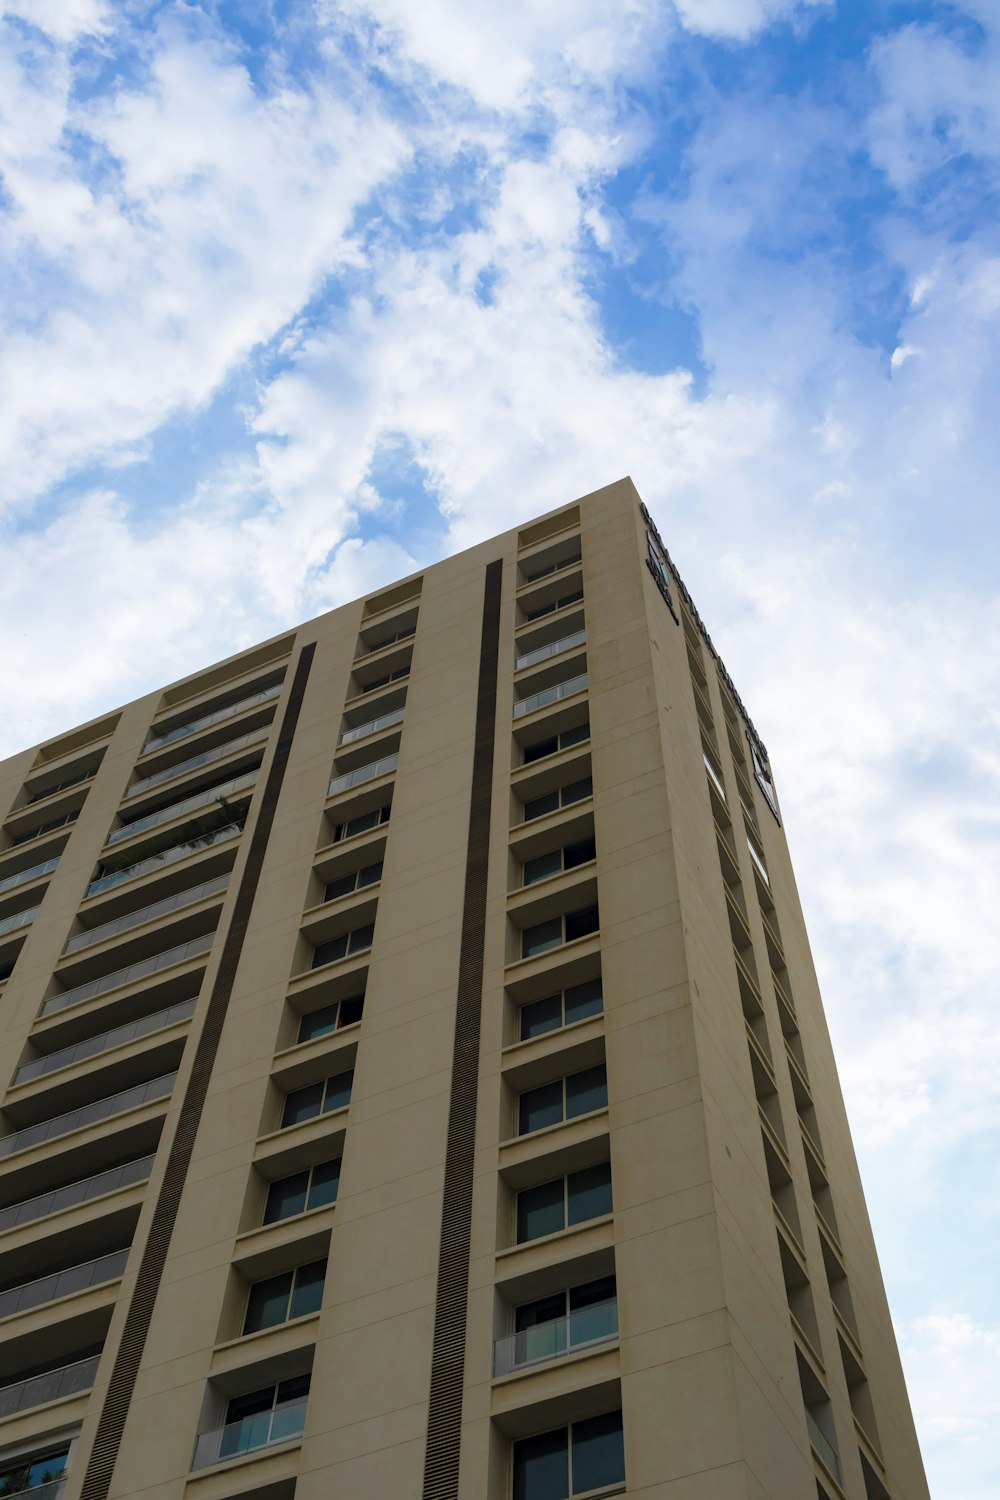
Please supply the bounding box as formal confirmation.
[1,0,999,1492]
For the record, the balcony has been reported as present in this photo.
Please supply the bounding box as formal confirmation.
[0,1155,154,1235]
[41,933,213,1018]
[0,905,39,939]
[0,1072,176,1160]
[0,1479,65,1500]
[515,628,586,673]
[0,1352,100,1419]
[518,549,582,589]
[493,1296,618,1377]
[805,1409,843,1484]
[87,822,241,898]
[355,622,415,660]
[0,855,59,896]
[329,753,398,797]
[65,873,229,955]
[126,729,268,799]
[0,1247,129,1322]
[107,770,257,848]
[143,683,281,754]
[17,998,196,1085]
[514,672,588,720]
[191,1397,308,1470]
[338,705,404,747]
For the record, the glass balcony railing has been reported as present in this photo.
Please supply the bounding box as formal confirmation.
[191,1397,309,1470]
[0,1155,154,1235]
[703,750,726,801]
[329,753,398,797]
[513,672,588,719]
[0,1072,176,1160]
[805,1411,842,1483]
[41,934,213,1019]
[493,1298,618,1377]
[0,1247,129,1322]
[0,1354,101,1420]
[17,999,197,1086]
[86,822,242,898]
[107,771,257,847]
[0,856,59,896]
[65,873,229,955]
[3,1479,66,1500]
[126,730,268,799]
[338,706,404,746]
[143,683,281,754]
[515,628,586,672]
[0,905,39,939]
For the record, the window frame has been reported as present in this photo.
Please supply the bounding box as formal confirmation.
[262,1156,342,1225]
[242,1258,327,1336]
[519,979,603,1041]
[517,1063,608,1136]
[515,1160,613,1245]
[280,1069,354,1129]
[512,1409,625,1500]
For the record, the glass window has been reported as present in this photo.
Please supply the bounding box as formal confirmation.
[522,917,562,958]
[513,1426,568,1500]
[263,1159,340,1224]
[520,992,563,1039]
[520,980,602,1040]
[297,994,364,1044]
[289,1259,326,1319]
[518,1080,563,1135]
[569,1275,618,1346]
[243,1261,326,1335]
[517,1177,565,1243]
[572,1410,625,1493]
[524,850,562,886]
[513,1411,624,1500]
[524,789,560,821]
[0,1446,69,1497]
[564,979,602,1024]
[564,906,599,943]
[565,1064,607,1119]
[323,1070,353,1112]
[281,1070,353,1128]
[561,777,592,807]
[523,734,559,766]
[567,1161,612,1225]
[325,872,357,901]
[563,837,595,870]
[560,721,589,749]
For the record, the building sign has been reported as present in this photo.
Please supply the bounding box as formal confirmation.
[639,501,781,824]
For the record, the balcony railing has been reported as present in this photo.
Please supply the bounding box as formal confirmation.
[107,771,257,847]
[703,750,726,801]
[0,1072,176,1160]
[0,1247,129,1322]
[126,730,268,798]
[805,1410,843,1483]
[338,706,404,746]
[493,1298,618,1377]
[0,1155,154,1235]
[513,672,588,719]
[0,1353,101,1419]
[329,753,398,797]
[515,627,586,672]
[4,1479,66,1500]
[65,873,229,955]
[41,934,213,1019]
[86,822,242,898]
[17,998,197,1085]
[0,855,59,896]
[0,905,39,939]
[143,683,281,754]
[191,1397,309,1470]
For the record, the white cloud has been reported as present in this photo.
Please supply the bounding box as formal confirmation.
[901,1313,1000,1499]
[1,0,107,43]
[674,0,831,42]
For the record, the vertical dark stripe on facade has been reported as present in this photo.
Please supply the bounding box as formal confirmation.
[78,642,316,1500]
[422,560,503,1500]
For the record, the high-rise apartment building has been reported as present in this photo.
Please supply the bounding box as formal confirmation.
[0,478,927,1500]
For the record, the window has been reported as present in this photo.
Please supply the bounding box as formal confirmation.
[524,588,584,623]
[311,924,374,969]
[513,1410,624,1500]
[522,722,589,766]
[516,1161,612,1243]
[263,1158,341,1224]
[521,548,582,585]
[324,862,382,902]
[217,1375,310,1460]
[512,1276,617,1363]
[331,803,390,842]
[520,980,603,1040]
[522,906,598,959]
[10,809,78,846]
[0,1445,69,1497]
[361,665,409,694]
[297,995,364,1044]
[518,1065,607,1134]
[523,837,595,886]
[281,1070,353,1127]
[243,1259,326,1334]
[523,777,592,823]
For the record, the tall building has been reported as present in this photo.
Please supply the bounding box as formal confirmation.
[0,478,927,1500]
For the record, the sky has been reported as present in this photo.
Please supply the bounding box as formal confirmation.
[0,0,998,1491]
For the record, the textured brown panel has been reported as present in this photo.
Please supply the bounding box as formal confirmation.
[422,560,502,1500]
[78,642,316,1500]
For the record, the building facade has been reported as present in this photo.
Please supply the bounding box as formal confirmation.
[0,478,927,1500]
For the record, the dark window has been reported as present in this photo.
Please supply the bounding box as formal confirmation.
[263,1158,341,1224]
[311,924,374,969]
[524,836,596,887]
[332,804,390,842]
[512,1276,618,1363]
[220,1375,310,1457]
[281,1070,353,1128]
[0,1446,70,1496]
[297,994,364,1044]
[516,1161,612,1243]
[518,1065,607,1134]
[324,862,383,903]
[522,906,599,959]
[522,720,590,765]
[243,1260,327,1335]
[523,777,593,823]
[513,1410,624,1499]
